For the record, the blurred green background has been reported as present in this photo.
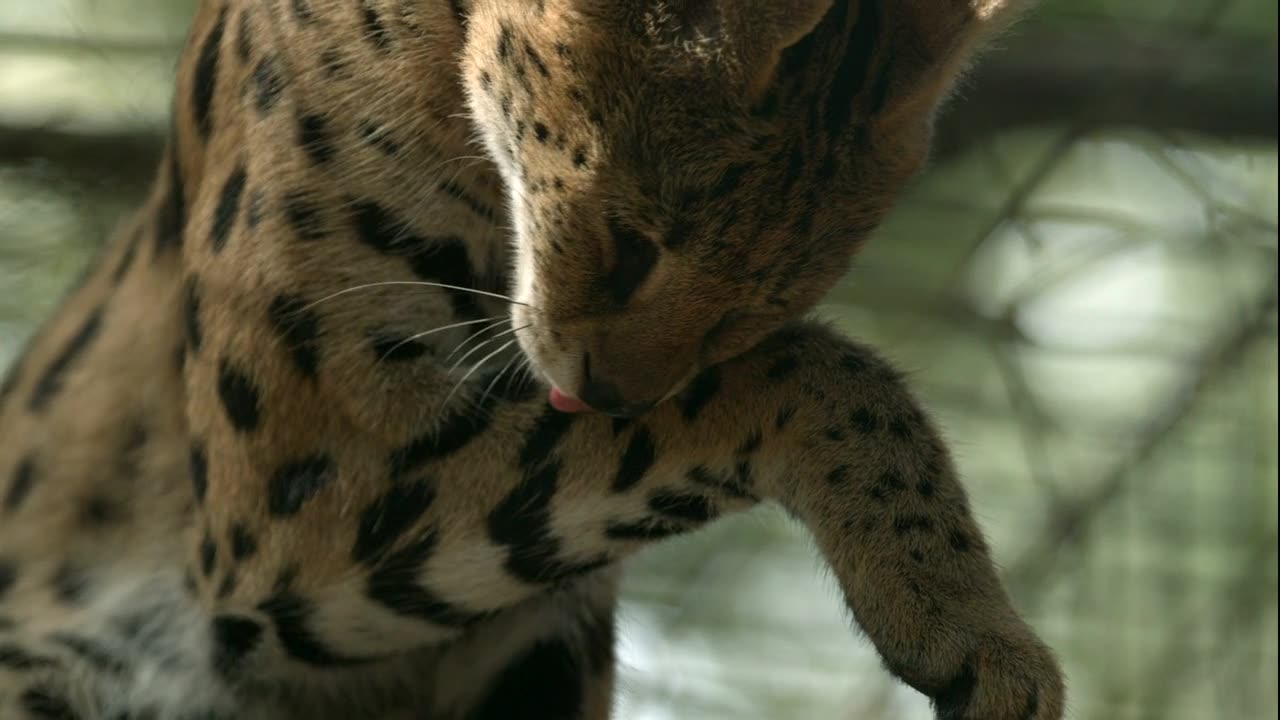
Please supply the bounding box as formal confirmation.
[1,1,1276,718]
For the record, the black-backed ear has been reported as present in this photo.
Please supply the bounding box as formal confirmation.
[643,0,835,99]
[867,0,1027,128]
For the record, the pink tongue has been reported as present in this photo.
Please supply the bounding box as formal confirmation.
[548,387,593,413]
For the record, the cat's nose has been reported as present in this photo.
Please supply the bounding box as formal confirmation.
[577,355,656,418]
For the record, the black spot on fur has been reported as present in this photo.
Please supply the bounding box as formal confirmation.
[525,42,550,78]
[246,190,265,228]
[268,295,321,378]
[230,523,258,560]
[319,48,347,76]
[200,533,218,576]
[389,394,500,480]
[663,213,694,249]
[49,633,127,674]
[217,359,261,432]
[80,494,122,526]
[737,430,763,454]
[0,558,14,599]
[268,454,336,516]
[193,6,228,139]
[292,0,314,22]
[533,121,550,143]
[360,1,391,49]
[572,146,589,168]
[371,334,428,362]
[917,478,936,499]
[19,686,77,719]
[212,615,263,676]
[0,644,58,671]
[352,479,436,565]
[850,406,880,434]
[767,354,800,381]
[0,353,22,408]
[776,405,796,430]
[236,9,254,61]
[29,308,102,413]
[841,352,868,373]
[437,179,498,222]
[190,443,209,505]
[893,514,934,535]
[350,197,404,253]
[358,120,402,156]
[931,660,978,720]
[349,200,486,318]
[253,57,285,113]
[870,470,906,502]
[680,366,720,421]
[51,563,89,605]
[155,152,186,252]
[218,570,239,599]
[826,465,850,485]
[497,25,513,61]
[519,408,578,470]
[889,416,915,440]
[4,456,37,511]
[366,530,491,627]
[464,636,584,720]
[707,163,750,201]
[604,216,658,306]
[298,113,337,164]
[612,426,656,492]
[284,192,325,240]
[489,462,609,584]
[1017,687,1042,720]
[184,277,202,353]
[948,529,973,553]
[257,591,374,666]
[210,164,247,253]
[649,492,715,523]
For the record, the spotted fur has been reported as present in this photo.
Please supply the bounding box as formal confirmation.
[0,0,1064,718]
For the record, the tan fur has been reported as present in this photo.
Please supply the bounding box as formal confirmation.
[0,1,1062,718]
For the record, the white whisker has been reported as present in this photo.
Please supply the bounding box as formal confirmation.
[443,318,512,364]
[447,325,524,376]
[301,281,529,314]
[442,338,520,410]
[477,350,526,407]
[376,316,500,363]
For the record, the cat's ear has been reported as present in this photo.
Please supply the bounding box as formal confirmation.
[659,0,1027,117]
[855,0,1028,125]
[651,0,834,99]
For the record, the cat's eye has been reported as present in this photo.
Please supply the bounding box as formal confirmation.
[604,217,658,305]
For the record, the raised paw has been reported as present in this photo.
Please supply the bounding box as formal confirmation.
[928,629,1065,720]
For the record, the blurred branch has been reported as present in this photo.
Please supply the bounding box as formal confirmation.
[1137,531,1279,718]
[1,24,1275,183]
[935,24,1279,159]
[1006,273,1279,596]
[0,32,181,56]
[0,125,162,183]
